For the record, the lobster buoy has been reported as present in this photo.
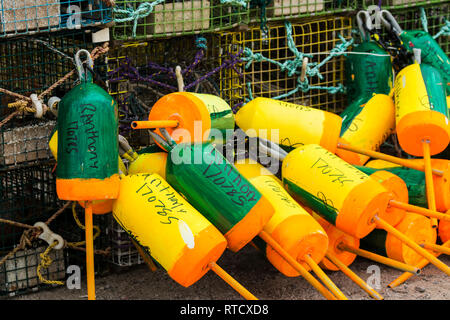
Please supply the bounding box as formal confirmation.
[56,51,119,201]
[112,173,227,287]
[166,142,274,252]
[235,97,342,153]
[365,159,450,212]
[354,168,408,227]
[337,94,395,165]
[127,144,168,178]
[343,41,393,104]
[361,212,437,266]
[315,216,359,271]
[49,128,125,214]
[282,144,390,239]
[249,176,329,276]
[394,63,449,157]
[131,92,235,148]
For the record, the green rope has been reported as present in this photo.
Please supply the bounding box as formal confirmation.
[113,0,165,37]
[420,6,450,40]
[250,0,272,36]
[433,20,450,39]
[241,21,352,101]
[420,7,429,33]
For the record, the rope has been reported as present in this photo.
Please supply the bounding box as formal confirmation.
[420,7,450,39]
[68,202,101,248]
[240,21,353,102]
[113,0,165,38]
[420,7,429,33]
[36,241,65,286]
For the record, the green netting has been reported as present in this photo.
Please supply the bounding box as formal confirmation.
[361,0,449,11]
[0,0,112,39]
[112,0,249,40]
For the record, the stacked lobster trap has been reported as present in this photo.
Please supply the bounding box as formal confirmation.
[0,4,112,296]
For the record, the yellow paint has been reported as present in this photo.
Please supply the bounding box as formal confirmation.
[112,173,227,287]
[250,175,328,277]
[235,98,342,153]
[233,159,281,184]
[337,94,395,165]
[394,64,450,156]
[128,151,168,179]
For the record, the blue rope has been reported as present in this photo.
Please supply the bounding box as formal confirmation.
[195,36,208,50]
[113,0,165,38]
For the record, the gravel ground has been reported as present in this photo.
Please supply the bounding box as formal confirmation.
[9,245,450,300]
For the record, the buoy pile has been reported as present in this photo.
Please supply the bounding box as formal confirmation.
[46,6,450,301]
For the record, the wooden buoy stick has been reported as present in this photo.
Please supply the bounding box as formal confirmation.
[336,142,444,176]
[303,254,348,300]
[389,240,450,288]
[420,242,450,256]
[388,200,450,222]
[258,230,338,300]
[422,140,438,228]
[209,262,258,300]
[85,201,96,300]
[325,252,384,300]
[338,243,420,274]
[131,120,179,129]
[374,215,450,276]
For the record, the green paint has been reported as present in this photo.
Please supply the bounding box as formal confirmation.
[283,178,338,225]
[420,63,448,118]
[400,30,450,95]
[57,82,119,180]
[360,229,388,257]
[341,41,393,135]
[165,142,262,234]
[137,144,164,155]
[355,166,427,208]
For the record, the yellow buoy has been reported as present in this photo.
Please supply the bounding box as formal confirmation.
[112,173,227,288]
[249,176,329,277]
[127,149,168,179]
[282,144,390,239]
[235,97,342,153]
[394,63,449,157]
[337,94,395,165]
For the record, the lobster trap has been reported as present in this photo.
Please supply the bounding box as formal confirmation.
[111,0,249,40]
[249,0,356,24]
[108,217,144,267]
[0,0,113,38]
[360,0,449,11]
[106,35,226,148]
[0,162,66,296]
[0,30,108,168]
[219,16,353,113]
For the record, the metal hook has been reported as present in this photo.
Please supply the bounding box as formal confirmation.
[379,10,403,35]
[75,49,94,82]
